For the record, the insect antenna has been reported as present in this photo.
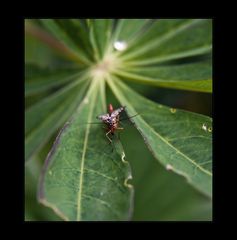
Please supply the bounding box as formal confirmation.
[86,121,104,125]
[120,113,139,122]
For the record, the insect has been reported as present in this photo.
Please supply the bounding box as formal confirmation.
[97,104,125,143]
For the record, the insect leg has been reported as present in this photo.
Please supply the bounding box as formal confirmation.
[106,130,114,153]
[120,113,139,122]
[106,130,112,143]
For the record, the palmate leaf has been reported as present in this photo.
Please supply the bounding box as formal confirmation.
[25,19,212,221]
[108,77,212,197]
[39,19,212,93]
[38,80,133,221]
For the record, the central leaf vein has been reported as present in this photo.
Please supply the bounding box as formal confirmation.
[76,82,98,221]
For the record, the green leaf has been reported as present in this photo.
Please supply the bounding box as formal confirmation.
[89,19,113,60]
[133,160,212,220]
[38,80,133,221]
[108,77,212,197]
[25,19,212,221]
[25,30,58,67]
[112,19,151,43]
[25,63,85,96]
[40,19,93,65]
[115,58,212,92]
[120,126,212,220]
[25,74,89,162]
[119,19,212,65]
[25,155,61,221]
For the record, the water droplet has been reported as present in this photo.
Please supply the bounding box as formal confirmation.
[202,123,207,131]
[166,164,173,170]
[170,108,176,113]
[113,41,127,51]
[49,170,52,175]
[208,127,212,132]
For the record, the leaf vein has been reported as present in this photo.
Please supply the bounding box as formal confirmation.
[76,82,98,221]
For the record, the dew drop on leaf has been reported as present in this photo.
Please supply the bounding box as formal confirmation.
[208,127,212,132]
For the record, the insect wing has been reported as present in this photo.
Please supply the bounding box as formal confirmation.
[111,107,125,118]
[97,113,110,123]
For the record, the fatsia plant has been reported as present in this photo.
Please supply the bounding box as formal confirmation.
[25,19,212,221]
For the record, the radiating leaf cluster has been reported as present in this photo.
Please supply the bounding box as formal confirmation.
[25,19,212,221]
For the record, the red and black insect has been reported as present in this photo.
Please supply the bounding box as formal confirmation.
[97,104,125,143]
